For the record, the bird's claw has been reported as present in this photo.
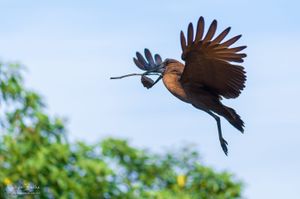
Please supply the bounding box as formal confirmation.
[220,138,228,156]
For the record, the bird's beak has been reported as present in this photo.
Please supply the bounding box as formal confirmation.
[140,62,165,89]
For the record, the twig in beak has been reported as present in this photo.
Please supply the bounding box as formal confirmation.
[110,73,143,79]
[110,72,161,80]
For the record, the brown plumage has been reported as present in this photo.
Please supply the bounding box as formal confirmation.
[131,16,247,155]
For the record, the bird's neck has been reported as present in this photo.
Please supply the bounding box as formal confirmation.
[162,62,190,103]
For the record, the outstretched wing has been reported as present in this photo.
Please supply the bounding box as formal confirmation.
[133,48,163,71]
[180,16,247,99]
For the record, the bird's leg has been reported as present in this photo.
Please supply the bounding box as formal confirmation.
[206,111,228,155]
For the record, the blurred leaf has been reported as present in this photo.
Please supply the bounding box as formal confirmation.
[0,61,243,198]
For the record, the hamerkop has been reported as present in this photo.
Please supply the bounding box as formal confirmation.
[111,16,247,155]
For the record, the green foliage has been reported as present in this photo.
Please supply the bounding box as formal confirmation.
[0,62,243,198]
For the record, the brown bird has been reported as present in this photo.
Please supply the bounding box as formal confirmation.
[112,16,247,155]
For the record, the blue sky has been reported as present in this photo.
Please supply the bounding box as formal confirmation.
[0,0,299,198]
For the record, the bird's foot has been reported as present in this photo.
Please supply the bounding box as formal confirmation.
[220,138,228,156]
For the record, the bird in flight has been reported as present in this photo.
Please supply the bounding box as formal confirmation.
[111,16,247,155]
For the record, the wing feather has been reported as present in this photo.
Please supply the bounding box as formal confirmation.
[180,31,187,51]
[203,20,217,43]
[195,16,205,42]
[220,35,242,47]
[211,27,231,44]
[187,23,194,45]
[180,17,247,99]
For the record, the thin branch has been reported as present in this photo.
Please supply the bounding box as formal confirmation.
[110,72,160,80]
[110,73,143,79]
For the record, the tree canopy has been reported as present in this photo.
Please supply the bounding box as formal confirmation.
[0,62,243,198]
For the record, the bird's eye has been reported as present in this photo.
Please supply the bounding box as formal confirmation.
[170,69,179,74]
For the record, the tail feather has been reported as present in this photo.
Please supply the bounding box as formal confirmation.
[224,107,244,133]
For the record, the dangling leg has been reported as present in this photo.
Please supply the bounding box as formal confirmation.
[206,110,228,155]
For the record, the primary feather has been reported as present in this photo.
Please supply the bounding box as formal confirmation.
[180,17,247,99]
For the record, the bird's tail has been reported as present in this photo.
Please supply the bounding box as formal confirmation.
[223,106,245,133]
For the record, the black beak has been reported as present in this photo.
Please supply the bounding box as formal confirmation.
[141,73,163,89]
[140,61,165,88]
